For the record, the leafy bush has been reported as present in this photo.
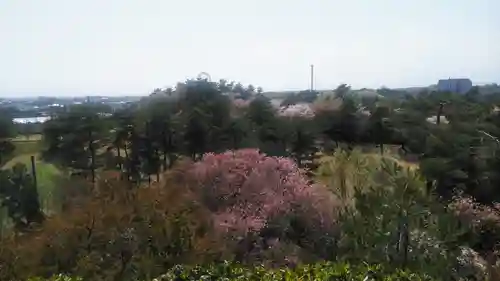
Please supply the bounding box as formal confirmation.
[28,274,83,281]
[0,172,221,281]
[29,262,437,281]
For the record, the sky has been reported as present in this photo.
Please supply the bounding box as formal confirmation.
[0,0,499,97]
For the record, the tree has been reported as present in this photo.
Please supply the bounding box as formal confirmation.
[42,105,108,182]
[82,115,102,183]
[465,86,481,102]
[145,100,178,171]
[391,109,429,155]
[185,149,337,261]
[0,110,16,165]
[182,108,210,160]
[314,107,341,149]
[224,117,251,150]
[326,96,362,148]
[287,117,319,169]
[179,79,232,158]
[0,109,15,139]
[217,79,230,93]
[247,84,255,94]
[141,121,161,184]
[246,96,276,127]
[232,82,245,96]
[364,105,395,154]
[237,84,256,100]
[257,118,289,157]
[0,163,44,230]
[337,158,464,276]
[0,141,15,167]
[126,125,149,184]
[112,110,135,172]
[334,84,351,100]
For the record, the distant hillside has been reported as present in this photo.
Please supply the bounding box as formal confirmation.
[392,86,432,95]
[261,91,297,99]
[391,84,500,96]
[478,83,500,95]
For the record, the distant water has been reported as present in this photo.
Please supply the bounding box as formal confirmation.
[13,116,51,124]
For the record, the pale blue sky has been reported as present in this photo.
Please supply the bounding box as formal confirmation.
[0,0,499,97]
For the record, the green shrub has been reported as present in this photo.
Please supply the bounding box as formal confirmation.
[157,262,436,280]
[28,262,437,281]
[27,274,82,281]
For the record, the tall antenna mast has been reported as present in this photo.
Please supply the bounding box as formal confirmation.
[310,64,314,91]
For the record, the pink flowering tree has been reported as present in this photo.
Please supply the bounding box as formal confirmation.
[184,148,339,261]
[449,196,500,256]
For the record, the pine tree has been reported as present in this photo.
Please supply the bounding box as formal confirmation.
[0,163,44,230]
[42,105,107,181]
[183,107,210,160]
[288,118,319,170]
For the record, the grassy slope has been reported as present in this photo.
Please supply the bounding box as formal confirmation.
[365,152,419,170]
[2,154,63,214]
[9,134,43,142]
[2,135,65,214]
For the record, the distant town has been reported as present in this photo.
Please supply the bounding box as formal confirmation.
[0,96,143,124]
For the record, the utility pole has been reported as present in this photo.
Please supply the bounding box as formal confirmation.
[30,155,37,190]
[310,64,314,92]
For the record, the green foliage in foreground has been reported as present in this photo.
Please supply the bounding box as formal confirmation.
[28,262,437,281]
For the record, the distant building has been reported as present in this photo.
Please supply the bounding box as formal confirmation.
[437,78,472,94]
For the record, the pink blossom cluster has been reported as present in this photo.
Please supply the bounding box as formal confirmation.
[449,196,500,227]
[187,149,337,237]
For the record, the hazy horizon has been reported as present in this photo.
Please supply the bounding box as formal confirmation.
[1,0,499,97]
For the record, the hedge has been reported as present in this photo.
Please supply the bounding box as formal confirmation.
[28,261,438,281]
